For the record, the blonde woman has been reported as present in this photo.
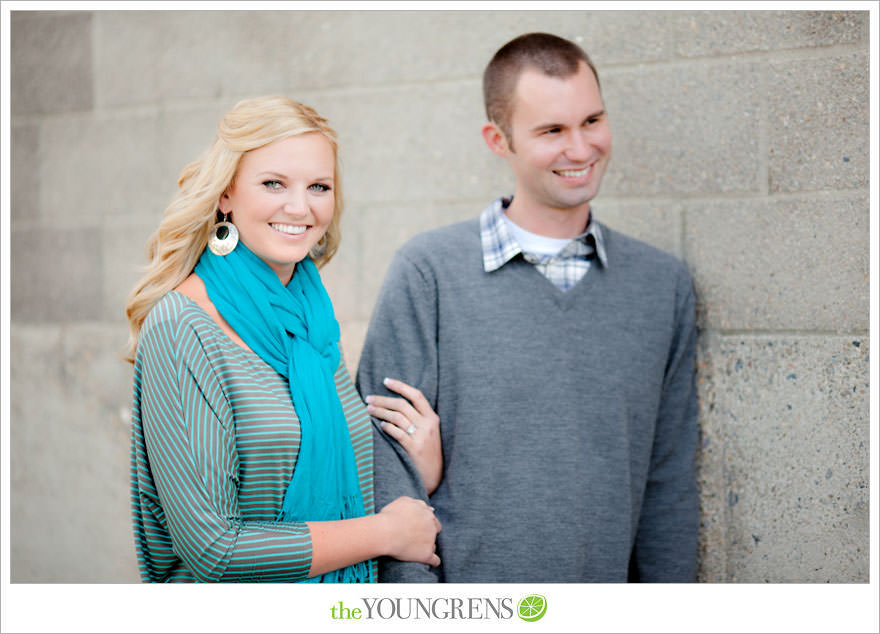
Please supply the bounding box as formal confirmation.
[125,96,441,583]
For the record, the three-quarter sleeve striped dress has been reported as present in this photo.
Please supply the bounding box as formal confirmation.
[129,291,376,582]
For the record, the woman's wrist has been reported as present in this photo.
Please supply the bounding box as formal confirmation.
[306,513,393,577]
[368,509,395,559]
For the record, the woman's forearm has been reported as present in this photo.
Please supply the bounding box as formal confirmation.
[307,496,441,577]
[306,514,391,577]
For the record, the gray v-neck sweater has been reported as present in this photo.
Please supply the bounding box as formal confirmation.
[357,216,698,582]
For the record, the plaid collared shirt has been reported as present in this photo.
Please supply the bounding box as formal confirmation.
[480,197,608,291]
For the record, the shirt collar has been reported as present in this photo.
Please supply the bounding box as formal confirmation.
[480,196,608,273]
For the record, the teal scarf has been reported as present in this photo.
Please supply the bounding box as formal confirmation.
[194,242,372,583]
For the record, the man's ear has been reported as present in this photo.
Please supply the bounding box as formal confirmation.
[481,121,511,158]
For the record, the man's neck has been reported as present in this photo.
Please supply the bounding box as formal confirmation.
[505,197,591,239]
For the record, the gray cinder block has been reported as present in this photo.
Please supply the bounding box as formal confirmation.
[95,11,297,107]
[40,114,164,225]
[102,222,162,324]
[592,197,683,258]
[280,11,495,87]
[11,11,93,115]
[685,194,869,331]
[11,125,40,225]
[12,227,104,323]
[601,60,763,195]
[11,325,139,582]
[675,10,869,57]
[768,52,869,192]
[697,334,869,582]
[307,84,503,206]
[319,207,363,324]
[340,319,369,378]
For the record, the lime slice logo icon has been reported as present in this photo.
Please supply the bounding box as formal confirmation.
[517,594,547,622]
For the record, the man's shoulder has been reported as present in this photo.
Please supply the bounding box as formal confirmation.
[396,218,481,263]
[600,222,690,280]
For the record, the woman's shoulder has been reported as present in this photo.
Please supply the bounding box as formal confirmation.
[138,290,222,362]
[142,290,205,335]
[134,291,238,431]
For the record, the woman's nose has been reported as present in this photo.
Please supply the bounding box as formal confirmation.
[282,190,309,216]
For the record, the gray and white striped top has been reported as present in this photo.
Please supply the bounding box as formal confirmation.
[130,291,376,582]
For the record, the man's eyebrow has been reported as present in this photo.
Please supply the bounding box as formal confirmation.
[530,109,606,133]
[530,122,564,133]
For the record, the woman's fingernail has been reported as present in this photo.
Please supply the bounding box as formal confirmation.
[366,405,375,413]
[383,377,394,386]
[365,395,373,404]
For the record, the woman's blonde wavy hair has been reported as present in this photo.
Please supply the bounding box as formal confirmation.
[124,96,343,363]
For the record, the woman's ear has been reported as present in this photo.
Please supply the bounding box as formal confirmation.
[217,191,231,214]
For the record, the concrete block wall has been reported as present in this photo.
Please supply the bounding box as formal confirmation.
[8,9,870,582]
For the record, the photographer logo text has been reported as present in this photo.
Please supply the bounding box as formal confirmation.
[330,595,547,622]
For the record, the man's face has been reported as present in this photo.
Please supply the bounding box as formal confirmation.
[502,61,612,214]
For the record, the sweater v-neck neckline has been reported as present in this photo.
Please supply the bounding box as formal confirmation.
[507,256,604,310]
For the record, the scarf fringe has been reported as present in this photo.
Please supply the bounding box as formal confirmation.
[279,494,375,583]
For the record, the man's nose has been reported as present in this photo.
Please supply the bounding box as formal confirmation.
[565,129,592,161]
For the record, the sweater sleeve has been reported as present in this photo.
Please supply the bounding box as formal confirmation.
[632,267,700,582]
[137,313,313,582]
[356,250,441,583]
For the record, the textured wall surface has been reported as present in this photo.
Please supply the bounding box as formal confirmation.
[9,9,870,583]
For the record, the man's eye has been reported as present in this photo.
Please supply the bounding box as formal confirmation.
[263,180,283,190]
[545,128,561,134]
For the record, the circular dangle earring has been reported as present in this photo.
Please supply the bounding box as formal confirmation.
[207,211,239,256]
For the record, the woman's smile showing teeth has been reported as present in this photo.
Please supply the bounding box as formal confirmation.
[271,223,308,236]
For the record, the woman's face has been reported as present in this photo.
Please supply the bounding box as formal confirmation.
[219,133,336,283]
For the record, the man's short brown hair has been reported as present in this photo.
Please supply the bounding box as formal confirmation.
[483,32,600,145]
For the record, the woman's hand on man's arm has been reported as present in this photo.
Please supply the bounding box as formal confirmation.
[366,378,443,495]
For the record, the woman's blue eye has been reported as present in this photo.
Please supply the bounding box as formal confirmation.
[309,183,331,192]
[263,180,283,190]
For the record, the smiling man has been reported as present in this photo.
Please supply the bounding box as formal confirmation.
[358,33,699,583]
